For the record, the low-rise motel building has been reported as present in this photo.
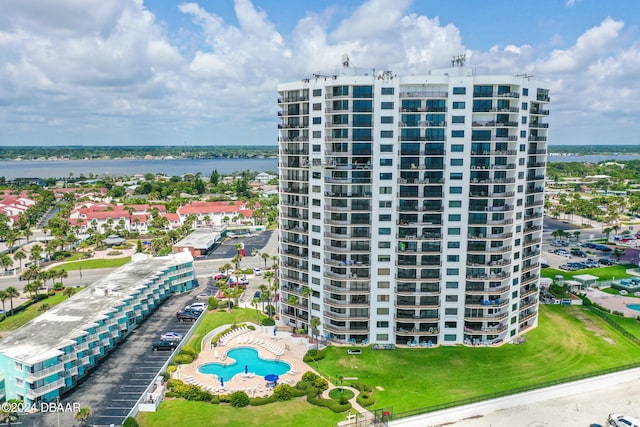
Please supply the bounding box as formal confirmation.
[0,250,196,405]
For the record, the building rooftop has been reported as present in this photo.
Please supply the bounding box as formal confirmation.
[173,227,225,250]
[0,251,193,365]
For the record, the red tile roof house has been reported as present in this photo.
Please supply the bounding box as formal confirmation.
[176,201,255,227]
[68,203,167,233]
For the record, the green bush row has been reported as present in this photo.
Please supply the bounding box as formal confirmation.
[303,349,326,363]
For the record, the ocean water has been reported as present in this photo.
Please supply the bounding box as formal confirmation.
[0,158,279,180]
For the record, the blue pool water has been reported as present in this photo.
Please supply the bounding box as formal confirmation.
[198,347,290,380]
[627,304,640,312]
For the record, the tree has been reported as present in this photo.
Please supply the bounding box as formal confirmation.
[74,406,92,426]
[210,169,220,186]
[0,290,8,318]
[13,249,26,271]
[302,287,312,333]
[231,254,242,272]
[261,252,270,268]
[0,254,13,273]
[613,248,625,262]
[29,244,43,266]
[310,316,321,350]
[572,231,581,242]
[5,287,19,315]
[603,227,612,241]
[63,287,75,298]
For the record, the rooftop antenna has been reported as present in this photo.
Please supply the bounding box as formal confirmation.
[451,54,466,67]
[516,73,534,80]
[342,53,352,68]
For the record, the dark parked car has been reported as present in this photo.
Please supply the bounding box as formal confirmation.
[594,244,612,252]
[176,309,201,321]
[570,249,587,257]
[599,258,615,266]
[152,340,177,351]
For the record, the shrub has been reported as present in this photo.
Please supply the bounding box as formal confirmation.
[53,283,64,291]
[229,391,250,407]
[207,297,219,310]
[166,366,177,375]
[301,371,319,383]
[357,393,375,407]
[47,290,56,297]
[613,310,625,316]
[159,371,170,382]
[166,379,183,390]
[123,417,139,427]
[307,396,351,413]
[173,353,193,365]
[261,317,275,326]
[180,347,198,360]
[312,377,329,391]
[303,349,326,363]
[249,395,277,406]
[272,384,293,401]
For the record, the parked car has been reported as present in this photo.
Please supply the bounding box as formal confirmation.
[582,242,597,249]
[584,259,599,268]
[599,258,616,266]
[196,293,213,301]
[152,340,177,351]
[160,332,184,342]
[253,291,261,300]
[608,413,640,427]
[187,302,207,311]
[570,249,587,257]
[540,263,550,268]
[213,272,227,280]
[176,309,201,321]
[569,262,587,270]
[594,244,612,252]
[253,268,262,276]
[553,249,570,256]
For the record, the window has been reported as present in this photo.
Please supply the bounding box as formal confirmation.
[379,228,391,235]
[312,185,320,193]
[520,130,526,138]
[380,187,393,194]
[452,101,465,109]
[446,281,458,289]
[312,144,321,152]
[380,158,393,166]
[451,130,464,138]
[376,321,389,328]
[448,228,461,235]
[379,214,391,221]
[353,85,372,98]
[312,130,321,138]
[381,116,394,124]
[451,144,464,152]
[312,117,321,124]
[312,212,320,219]
[313,103,321,111]
[380,144,393,152]
[312,172,321,179]
[312,199,320,206]
[376,334,389,340]
[449,200,462,208]
[515,238,521,246]
[312,264,320,272]
[452,115,465,123]
[377,308,389,315]
[378,241,391,248]
[312,251,320,259]
[517,185,523,193]
[379,200,392,208]
[378,254,390,262]
[312,225,320,232]
[447,241,460,248]
[381,87,394,95]
[448,214,461,221]
[444,334,457,342]
[445,295,458,302]
[519,158,525,165]
[449,187,462,194]
[381,101,394,110]
[312,238,320,246]
[522,102,528,111]
[380,130,394,138]
[447,254,460,262]
[450,172,463,180]
[523,88,529,96]
[446,268,459,275]
[445,307,458,315]
[521,116,527,124]
[377,268,390,275]
[452,87,466,95]
[514,251,520,259]
[379,172,392,180]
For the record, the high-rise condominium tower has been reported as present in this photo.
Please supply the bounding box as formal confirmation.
[277,59,549,347]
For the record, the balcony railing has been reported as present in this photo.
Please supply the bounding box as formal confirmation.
[25,364,65,382]
[26,379,65,399]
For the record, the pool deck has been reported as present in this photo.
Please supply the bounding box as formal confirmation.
[174,326,312,397]
[586,288,640,317]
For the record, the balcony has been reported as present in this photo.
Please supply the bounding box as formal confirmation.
[25,364,65,382]
[465,272,510,281]
[323,283,371,294]
[26,379,66,399]
[394,327,439,335]
[521,274,539,286]
[528,136,547,142]
[323,310,369,321]
[394,313,440,321]
[399,90,448,98]
[463,324,507,334]
[464,311,509,322]
[468,232,513,240]
[471,150,518,156]
[465,284,511,295]
[324,324,370,334]
[521,285,539,298]
[278,96,309,103]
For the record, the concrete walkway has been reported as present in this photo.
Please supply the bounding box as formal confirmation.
[587,287,640,317]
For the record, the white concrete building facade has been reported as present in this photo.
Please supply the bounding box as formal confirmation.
[277,62,548,347]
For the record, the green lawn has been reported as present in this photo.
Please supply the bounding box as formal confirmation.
[137,399,345,427]
[48,257,131,273]
[602,313,640,336]
[0,291,76,333]
[541,265,634,281]
[139,305,640,426]
[315,305,640,414]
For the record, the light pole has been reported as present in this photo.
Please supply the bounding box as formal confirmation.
[56,397,60,427]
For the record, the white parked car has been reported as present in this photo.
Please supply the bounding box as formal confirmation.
[254,268,262,276]
[608,413,640,427]
[187,302,207,311]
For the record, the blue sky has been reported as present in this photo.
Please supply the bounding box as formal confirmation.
[1,0,639,146]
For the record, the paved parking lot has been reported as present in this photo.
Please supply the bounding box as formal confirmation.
[20,290,200,427]
[206,231,274,259]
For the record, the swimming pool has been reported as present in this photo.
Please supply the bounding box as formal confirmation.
[626,304,640,311]
[198,347,290,380]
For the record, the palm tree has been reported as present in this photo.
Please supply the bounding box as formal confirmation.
[572,231,581,242]
[221,284,234,311]
[57,269,68,287]
[5,287,19,315]
[603,227,612,241]
[0,290,8,318]
[310,317,321,350]
[74,406,92,426]
[13,249,26,271]
[29,244,43,266]
[0,254,12,274]
[261,252,270,268]
[613,248,625,262]
[302,287,312,333]
[231,254,242,273]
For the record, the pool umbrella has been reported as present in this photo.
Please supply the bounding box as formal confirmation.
[264,374,279,383]
[220,377,224,387]
[245,365,248,374]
